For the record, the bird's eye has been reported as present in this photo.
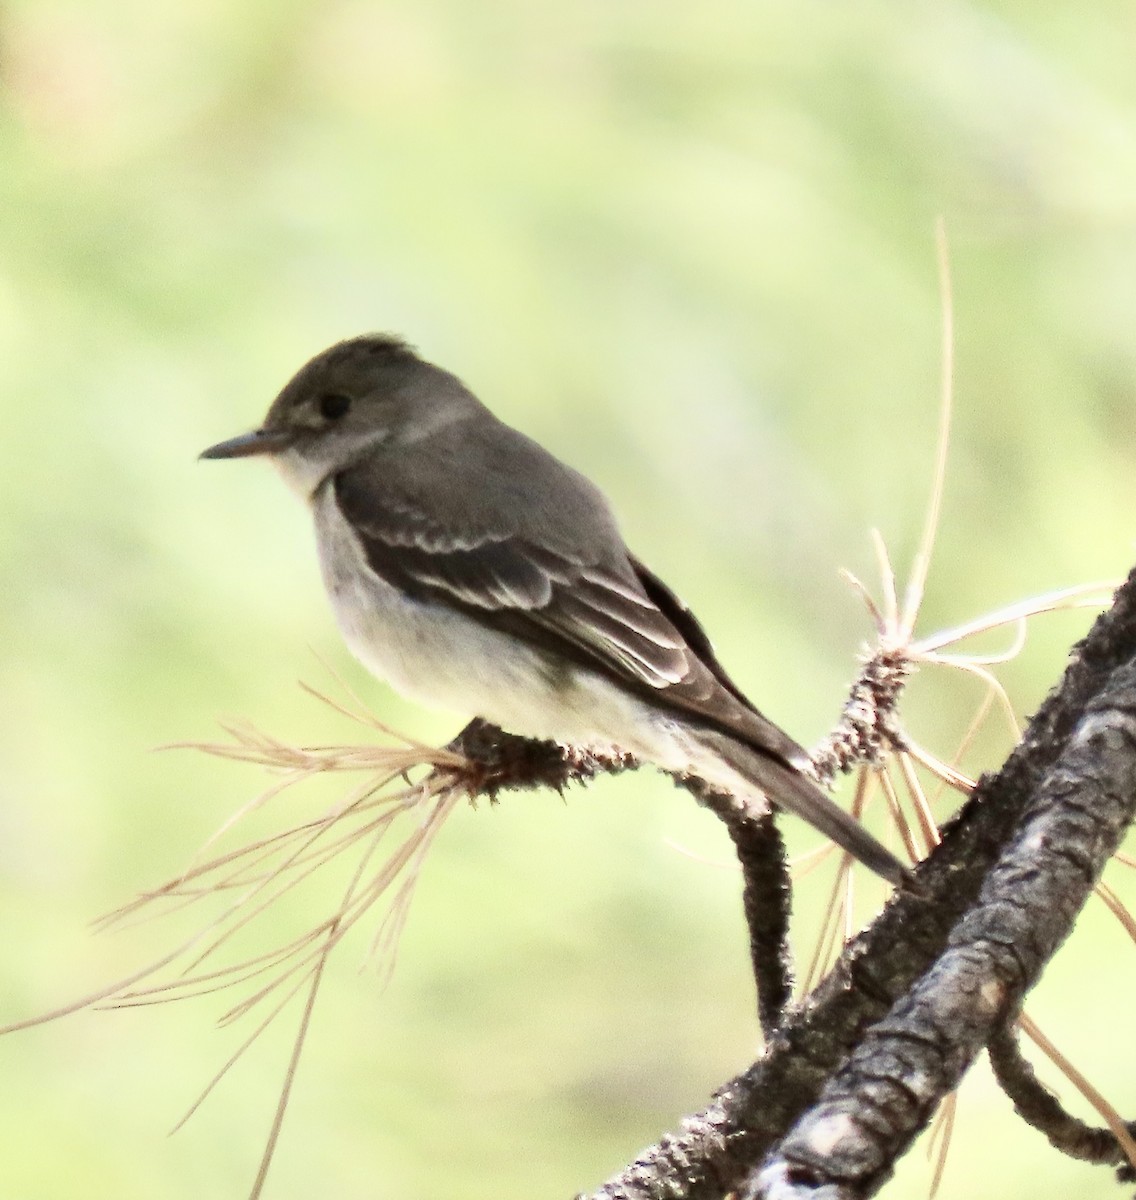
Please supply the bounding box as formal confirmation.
[318,393,352,421]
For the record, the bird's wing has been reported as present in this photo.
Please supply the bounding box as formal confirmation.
[333,456,909,886]
[332,464,807,767]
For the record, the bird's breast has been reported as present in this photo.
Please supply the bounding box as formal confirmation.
[311,488,564,732]
[308,485,695,765]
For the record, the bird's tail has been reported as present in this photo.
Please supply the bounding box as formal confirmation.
[688,729,909,886]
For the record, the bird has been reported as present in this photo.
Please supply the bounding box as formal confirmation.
[201,334,906,885]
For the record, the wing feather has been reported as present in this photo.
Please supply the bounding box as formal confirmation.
[332,468,809,767]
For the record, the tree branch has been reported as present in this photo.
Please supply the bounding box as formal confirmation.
[451,721,797,1040]
[753,656,1136,1197]
[987,1027,1136,1169]
[582,565,1136,1200]
[686,781,795,1039]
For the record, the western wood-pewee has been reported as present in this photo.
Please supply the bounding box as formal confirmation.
[202,335,906,884]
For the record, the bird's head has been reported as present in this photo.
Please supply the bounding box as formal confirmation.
[200,334,481,496]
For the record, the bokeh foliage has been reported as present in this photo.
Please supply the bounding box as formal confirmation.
[2,2,1135,1197]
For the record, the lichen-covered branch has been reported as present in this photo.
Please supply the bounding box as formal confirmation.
[752,658,1136,1198]
[582,565,1136,1200]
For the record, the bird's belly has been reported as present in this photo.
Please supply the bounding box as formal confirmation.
[312,489,681,760]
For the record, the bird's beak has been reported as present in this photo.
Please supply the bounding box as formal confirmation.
[199,427,295,460]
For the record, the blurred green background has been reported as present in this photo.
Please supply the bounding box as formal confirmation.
[2,1,1136,1197]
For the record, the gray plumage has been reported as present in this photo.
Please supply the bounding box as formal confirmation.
[202,335,907,885]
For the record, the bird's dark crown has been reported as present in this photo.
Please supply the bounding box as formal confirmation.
[320,333,422,369]
[268,334,428,416]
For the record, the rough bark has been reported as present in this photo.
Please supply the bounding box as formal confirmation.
[578,566,1136,1200]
